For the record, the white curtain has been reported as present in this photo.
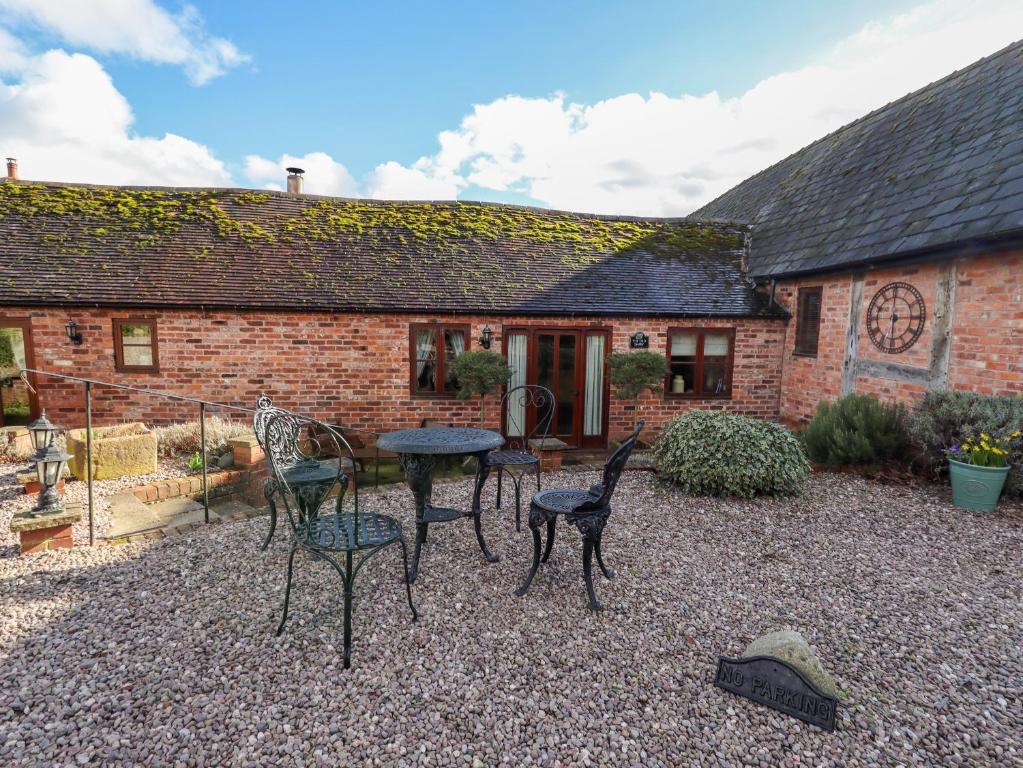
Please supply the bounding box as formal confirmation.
[448,330,465,357]
[506,333,527,437]
[670,332,697,356]
[584,334,605,437]
[415,330,435,378]
[704,333,729,356]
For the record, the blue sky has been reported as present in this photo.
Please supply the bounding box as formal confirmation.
[111,1,916,179]
[1,1,1019,214]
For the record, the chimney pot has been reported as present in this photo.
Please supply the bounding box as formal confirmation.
[5,158,17,180]
[286,166,305,194]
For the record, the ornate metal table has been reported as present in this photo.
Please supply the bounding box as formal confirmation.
[376,427,504,583]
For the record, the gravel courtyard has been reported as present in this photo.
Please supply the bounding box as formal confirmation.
[1,470,1020,767]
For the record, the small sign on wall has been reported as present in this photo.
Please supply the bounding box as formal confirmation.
[629,332,649,349]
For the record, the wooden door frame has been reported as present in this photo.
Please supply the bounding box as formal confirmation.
[0,317,40,427]
[502,325,611,449]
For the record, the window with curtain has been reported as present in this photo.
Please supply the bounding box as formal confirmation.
[794,286,823,356]
[113,319,159,373]
[409,323,469,396]
[666,328,734,398]
[583,334,605,436]
[505,332,528,437]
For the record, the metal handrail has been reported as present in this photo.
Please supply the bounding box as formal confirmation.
[17,368,383,545]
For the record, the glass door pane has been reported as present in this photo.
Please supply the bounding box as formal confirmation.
[583,334,605,437]
[0,325,31,426]
[555,334,577,437]
[505,332,528,440]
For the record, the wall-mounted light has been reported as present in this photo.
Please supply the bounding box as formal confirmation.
[479,325,493,349]
[65,319,82,345]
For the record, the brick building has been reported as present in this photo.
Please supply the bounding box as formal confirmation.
[694,40,1023,423]
[0,179,785,446]
[2,42,1021,443]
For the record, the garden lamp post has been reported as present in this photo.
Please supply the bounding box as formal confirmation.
[31,442,72,516]
[26,412,72,516]
[27,411,58,454]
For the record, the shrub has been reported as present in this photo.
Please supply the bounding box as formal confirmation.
[908,390,1023,496]
[448,350,511,424]
[153,416,253,458]
[607,351,667,399]
[653,409,809,497]
[801,394,908,467]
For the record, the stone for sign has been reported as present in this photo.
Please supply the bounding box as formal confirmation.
[742,630,837,698]
[715,654,838,732]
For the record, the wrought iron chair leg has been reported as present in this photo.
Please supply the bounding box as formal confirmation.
[261,500,277,551]
[582,538,602,611]
[342,551,354,670]
[398,537,418,621]
[595,532,615,579]
[535,462,541,492]
[276,543,298,636]
[496,466,503,509]
[261,487,278,551]
[515,524,543,597]
[541,518,556,562]
[513,475,522,532]
[409,522,427,584]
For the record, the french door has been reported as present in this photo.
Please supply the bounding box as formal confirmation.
[503,327,609,448]
[0,317,39,427]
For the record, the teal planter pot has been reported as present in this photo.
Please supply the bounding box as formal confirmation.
[948,459,1010,513]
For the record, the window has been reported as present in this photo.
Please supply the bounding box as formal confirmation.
[794,287,823,357]
[113,319,159,372]
[409,323,469,396]
[665,328,734,398]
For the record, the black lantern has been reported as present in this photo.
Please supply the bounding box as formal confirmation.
[31,441,72,516]
[65,319,83,345]
[27,411,58,454]
[479,325,493,349]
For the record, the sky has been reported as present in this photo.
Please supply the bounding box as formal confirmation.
[0,0,1021,216]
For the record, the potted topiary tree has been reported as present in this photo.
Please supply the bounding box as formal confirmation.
[607,351,668,400]
[448,349,512,426]
[945,430,1021,512]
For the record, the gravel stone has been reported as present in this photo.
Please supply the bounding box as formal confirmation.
[0,470,1020,766]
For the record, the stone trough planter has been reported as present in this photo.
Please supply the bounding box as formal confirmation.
[67,422,158,481]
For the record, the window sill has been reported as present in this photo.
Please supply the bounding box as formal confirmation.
[115,367,160,374]
[664,392,732,400]
[409,391,458,400]
[791,351,819,359]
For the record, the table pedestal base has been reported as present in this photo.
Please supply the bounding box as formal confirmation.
[398,450,498,583]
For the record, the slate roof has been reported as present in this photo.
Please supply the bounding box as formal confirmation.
[692,40,1023,279]
[0,181,780,318]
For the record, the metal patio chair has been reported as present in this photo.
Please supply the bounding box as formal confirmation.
[491,385,555,531]
[253,394,290,550]
[264,409,417,669]
[515,421,644,610]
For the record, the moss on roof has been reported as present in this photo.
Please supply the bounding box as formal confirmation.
[0,182,743,264]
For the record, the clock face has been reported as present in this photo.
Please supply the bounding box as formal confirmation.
[866,281,926,354]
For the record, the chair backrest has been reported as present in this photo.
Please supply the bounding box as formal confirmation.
[263,408,360,543]
[501,385,556,451]
[575,421,645,514]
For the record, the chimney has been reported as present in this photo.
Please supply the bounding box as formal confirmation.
[5,158,17,180]
[286,166,304,194]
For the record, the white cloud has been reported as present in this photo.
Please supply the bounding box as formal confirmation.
[0,48,230,185]
[0,0,248,84]
[2,0,1020,210]
[243,152,359,197]
[347,0,1023,214]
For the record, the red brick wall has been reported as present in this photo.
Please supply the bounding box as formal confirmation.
[775,276,851,423]
[3,307,786,445]
[948,250,1023,395]
[774,247,1023,423]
